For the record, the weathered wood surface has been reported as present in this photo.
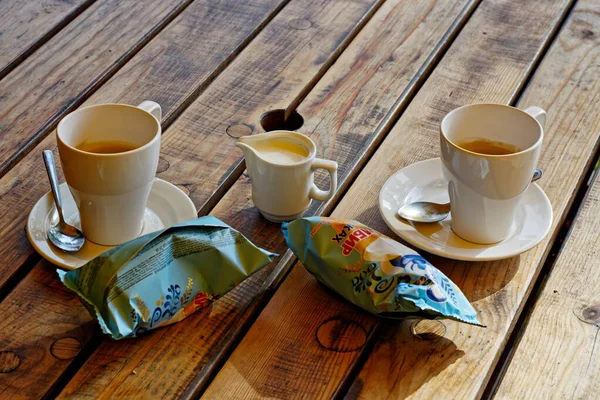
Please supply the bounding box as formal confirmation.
[0,0,194,176]
[0,0,381,297]
[495,187,600,399]
[57,0,480,398]
[492,2,600,397]
[154,0,383,215]
[0,0,393,397]
[0,268,97,399]
[346,0,600,397]
[0,0,299,396]
[0,0,287,295]
[203,0,582,397]
[0,0,93,80]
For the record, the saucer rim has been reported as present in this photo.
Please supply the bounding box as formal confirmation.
[27,178,197,270]
[378,158,553,261]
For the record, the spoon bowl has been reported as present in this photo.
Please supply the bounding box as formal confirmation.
[398,201,450,223]
[48,222,85,252]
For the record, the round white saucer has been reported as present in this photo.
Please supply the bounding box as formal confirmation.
[27,178,197,270]
[378,158,552,261]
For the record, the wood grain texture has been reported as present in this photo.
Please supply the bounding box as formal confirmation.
[0,0,192,176]
[0,0,293,397]
[0,0,94,80]
[0,0,286,295]
[204,0,581,398]
[155,0,383,215]
[492,1,600,397]
[0,0,393,398]
[495,186,600,399]
[59,1,478,398]
[0,265,97,399]
[0,0,378,297]
[351,0,600,398]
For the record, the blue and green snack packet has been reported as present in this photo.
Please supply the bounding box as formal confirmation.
[282,217,482,326]
[58,216,276,339]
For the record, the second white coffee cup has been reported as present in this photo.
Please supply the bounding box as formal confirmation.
[57,101,162,246]
[440,103,545,244]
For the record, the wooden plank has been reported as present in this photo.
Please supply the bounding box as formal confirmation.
[0,0,387,397]
[57,0,479,398]
[152,0,383,215]
[202,0,581,398]
[0,0,94,80]
[0,0,195,176]
[491,1,600,397]
[0,265,97,399]
[343,2,600,399]
[0,0,288,294]
[0,0,381,294]
[0,0,297,396]
[494,192,600,399]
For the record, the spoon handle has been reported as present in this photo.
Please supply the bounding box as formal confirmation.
[42,150,66,224]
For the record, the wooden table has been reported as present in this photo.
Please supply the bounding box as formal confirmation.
[0,0,598,398]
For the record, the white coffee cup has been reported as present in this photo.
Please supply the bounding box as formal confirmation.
[236,131,337,222]
[440,104,545,244]
[56,101,162,245]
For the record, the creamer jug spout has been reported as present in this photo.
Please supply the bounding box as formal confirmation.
[237,134,271,175]
[235,132,274,165]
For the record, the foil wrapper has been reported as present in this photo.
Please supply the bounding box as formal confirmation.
[59,216,276,339]
[282,217,482,326]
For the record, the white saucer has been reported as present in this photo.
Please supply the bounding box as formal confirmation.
[27,178,197,270]
[378,158,552,261]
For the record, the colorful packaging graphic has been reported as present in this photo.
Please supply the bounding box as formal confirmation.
[282,217,482,326]
[59,216,277,339]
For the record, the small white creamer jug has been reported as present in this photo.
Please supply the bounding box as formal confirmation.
[236,130,337,222]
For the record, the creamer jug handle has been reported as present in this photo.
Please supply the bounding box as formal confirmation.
[309,158,337,201]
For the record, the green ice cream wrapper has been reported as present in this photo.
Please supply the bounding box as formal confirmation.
[58,216,276,339]
[282,217,482,326]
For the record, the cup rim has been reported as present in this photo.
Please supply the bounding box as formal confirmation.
[56,103,161,157]
[440,103,543,158]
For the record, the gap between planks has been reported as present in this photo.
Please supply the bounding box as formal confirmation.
[51,0,482,398]
[0,0,294,305]
[193,0,387,216]
[0,0,97,83]
[483,138,600,399]
[0,0,198,179]
[375,0,583,396]
[200,0,584,397]
[27,0,391,398]
[185,0,485,396]
[345,1,581,397]
[479,0,585,396]
[281,0,386,121]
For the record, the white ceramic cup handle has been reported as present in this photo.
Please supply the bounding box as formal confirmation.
[309,158,338,201]
[137,101,162,122]
[524,106,546,129]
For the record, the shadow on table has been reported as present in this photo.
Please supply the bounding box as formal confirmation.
[345,319,465,399]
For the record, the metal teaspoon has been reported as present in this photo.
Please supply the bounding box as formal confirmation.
[42,150,85,252]
[398,168,543,223]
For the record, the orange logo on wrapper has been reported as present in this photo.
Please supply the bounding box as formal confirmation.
[341,228,372,255]
[330,220,381,257]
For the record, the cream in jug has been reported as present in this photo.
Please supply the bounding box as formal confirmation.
[236,131,337,222]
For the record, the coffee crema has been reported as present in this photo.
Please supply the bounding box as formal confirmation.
[76,140,139,154]
[456,138,520,155]
[252,140,309,164]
